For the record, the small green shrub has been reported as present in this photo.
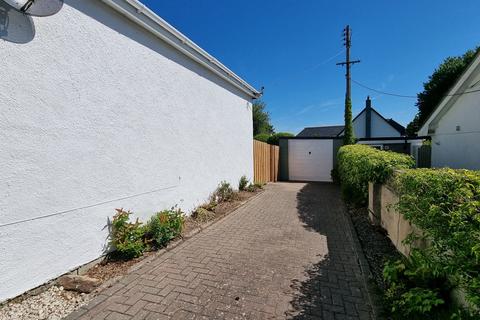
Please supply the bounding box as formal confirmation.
[146,207,184,248]
[244,182,264,192]
[239,175,249,191]
[254,182,265,189]
[201,200,217,211]
[337,144,414,204]
[110,208,146,259]
[212,181,234,202]
[383,250,451,318]
[246,183,256,192]
[254,133,270,143]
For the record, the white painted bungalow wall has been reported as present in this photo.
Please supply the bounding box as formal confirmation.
[352,111,366,138]
[349,109,401,138]
[0,0,254,301]
[418,55,480,170]
[428,86,480,170]
[370,112,401,137]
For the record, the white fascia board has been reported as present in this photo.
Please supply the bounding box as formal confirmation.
[101,0,261,99]
[418,53,480,136]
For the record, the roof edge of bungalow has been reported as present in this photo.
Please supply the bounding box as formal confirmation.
[101,0,261,99]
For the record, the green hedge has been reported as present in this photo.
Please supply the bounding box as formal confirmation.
[254,133,270,143]
[337,144,414,204]
[267,132,294,145]
[387,168,480,316]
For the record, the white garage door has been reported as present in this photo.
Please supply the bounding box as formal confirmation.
[288,139,333,182]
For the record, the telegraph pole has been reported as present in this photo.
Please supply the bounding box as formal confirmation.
[337,25,360,145]
[336,25,360,102]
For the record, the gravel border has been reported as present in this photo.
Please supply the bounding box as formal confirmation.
[0,286,91,320]
[347,206,403,319]
[341,203,379,319]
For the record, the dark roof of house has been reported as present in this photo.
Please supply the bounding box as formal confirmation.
[297,125,345,137]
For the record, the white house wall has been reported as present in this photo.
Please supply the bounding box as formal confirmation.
[0,0,253,301]
[370,112,401,137]
[352,111,366,138]
[430,89,480,170]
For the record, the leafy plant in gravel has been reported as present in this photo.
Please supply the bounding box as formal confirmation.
[383,168,480,318]
[146,207,184,248]
[110,208,147,259]
[337,144,414,205]
[239,175,249,191]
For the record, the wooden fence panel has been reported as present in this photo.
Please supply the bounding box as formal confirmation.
[253,140,279,183]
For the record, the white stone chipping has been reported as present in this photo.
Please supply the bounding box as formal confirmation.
[0,286,91,320]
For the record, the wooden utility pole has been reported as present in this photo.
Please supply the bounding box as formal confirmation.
[337,25,360,145]
[336,25,360,101]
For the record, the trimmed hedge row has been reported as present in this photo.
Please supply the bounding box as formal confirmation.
[387,168,480,317]
[337,144,414,204]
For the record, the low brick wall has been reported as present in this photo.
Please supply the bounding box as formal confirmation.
[368,182,425,256]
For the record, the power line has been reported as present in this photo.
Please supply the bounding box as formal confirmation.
[352,79,416,98]
[352,78,480,99]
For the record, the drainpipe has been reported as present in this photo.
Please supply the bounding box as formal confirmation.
[365,96,372,138]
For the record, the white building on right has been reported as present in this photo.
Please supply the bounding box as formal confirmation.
[418,52,480,170]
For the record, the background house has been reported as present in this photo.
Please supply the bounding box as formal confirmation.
[418,52,480,170]
[279,98,425,183]
[297,97,417,154]
[0,0,259,302]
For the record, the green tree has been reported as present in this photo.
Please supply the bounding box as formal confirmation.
[343,97,355,145]
[252,100,274,136]
[406,47,479,135]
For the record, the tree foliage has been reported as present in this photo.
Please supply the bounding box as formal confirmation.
[267,132,294,145]
[253,133,270,143]
[252,100,274,136]
[343,97,356,145]
[406,48,479,135]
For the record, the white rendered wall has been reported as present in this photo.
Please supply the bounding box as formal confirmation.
[352,111,366,138]
[0,0,253,301]
[370,112,402,137]
[430,90,480,170]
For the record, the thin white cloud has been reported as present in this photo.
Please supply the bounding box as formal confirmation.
[296,98,343,115]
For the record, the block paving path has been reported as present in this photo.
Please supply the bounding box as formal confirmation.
[68,182,373,320]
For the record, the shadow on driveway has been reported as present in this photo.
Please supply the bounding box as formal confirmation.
[287,182,372,320]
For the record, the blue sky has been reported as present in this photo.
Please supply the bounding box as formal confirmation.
[140,0,479,134]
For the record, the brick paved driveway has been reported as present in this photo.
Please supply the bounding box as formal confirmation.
[68,183,373,320]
